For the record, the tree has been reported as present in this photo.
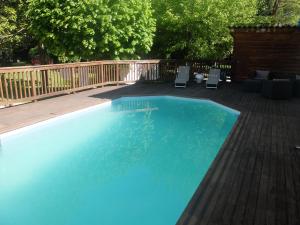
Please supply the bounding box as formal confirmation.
[151,0,258,60]
[0,0,32,64]
[256,0,300,24]
[27,0,156,62]
[93,1,156,60]
[270,0,300,24]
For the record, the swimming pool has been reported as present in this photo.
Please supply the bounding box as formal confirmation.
[0,96,239,225]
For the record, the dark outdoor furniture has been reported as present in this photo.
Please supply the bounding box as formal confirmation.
[261,79,293,99]
[294,80,300,97]
[243,70,270,93]
[269,72,300,98]
[269,72,297,80]
[243,79,263,92]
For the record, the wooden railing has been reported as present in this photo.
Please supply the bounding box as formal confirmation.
[0,59,231,107]
[0,60,160,106]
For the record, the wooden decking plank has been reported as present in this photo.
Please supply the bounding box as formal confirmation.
[178,112,252,225]
[177,91,252,225]
[211,95,260,223]
[218,95,264,224]
[254,141,270,225]
[284,152,299,225]
[283,110,300,225]
[239,118,267,225]
[218,120,258,224]
[200,117,252,224]
[290,147,300,225]
[230,108,267,225]
[252,101,274,225]
[204,142,248,224]
[280,108,296,225]
[265,112,277,225]
[274,113,288,225]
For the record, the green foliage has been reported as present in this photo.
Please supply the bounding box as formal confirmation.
[271,0,300,24]
[249,0,300,31]
[257,0,274,16]
[0,0,32,62]
[151,0,300,60]
[0,1,18,48]
[93,1,155,60]
[1,0,299,64]
[28,46,39,58]
[256,0,300,24]
[27,0,156,62]
[151,0,258,60]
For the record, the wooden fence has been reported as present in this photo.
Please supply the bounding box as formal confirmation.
[0,59,231,107]
[158,59,232,81]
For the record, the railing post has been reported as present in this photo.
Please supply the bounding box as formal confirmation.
[116,63,119,86]
[158,61,163,81]
[133,62,136,81]
[30,71,37,102]
[156,62,159,81]
[101,64,104,87]
[71,67,76,93]
[0,74,6,106]
[3,76,9,106]
[147,63,150,81]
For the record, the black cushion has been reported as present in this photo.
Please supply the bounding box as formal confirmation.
[255,70,270,80]
[269,72,296,80]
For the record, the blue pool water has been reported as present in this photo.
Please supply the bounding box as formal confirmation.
[0,96,239,225]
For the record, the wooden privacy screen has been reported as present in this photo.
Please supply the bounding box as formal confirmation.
[232,26,300,81]
[0,59,231,107]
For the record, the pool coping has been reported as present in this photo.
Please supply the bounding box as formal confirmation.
[0,101,112,139]
[176,110,243,225]
[120,95,240,115]
[0,96,240,140]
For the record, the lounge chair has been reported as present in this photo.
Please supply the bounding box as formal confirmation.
[175,66,190,88]
[206,68,221,89]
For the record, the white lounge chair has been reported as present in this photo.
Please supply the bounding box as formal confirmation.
[206,68,221,89]
[175,66,190,88]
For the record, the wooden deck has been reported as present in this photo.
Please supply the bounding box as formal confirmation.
[0,82,299,225]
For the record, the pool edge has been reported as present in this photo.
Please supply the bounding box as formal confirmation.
[0,101,112,139]
[0,95,240,139]
[118,95,240,115]
[175,111,243,225]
